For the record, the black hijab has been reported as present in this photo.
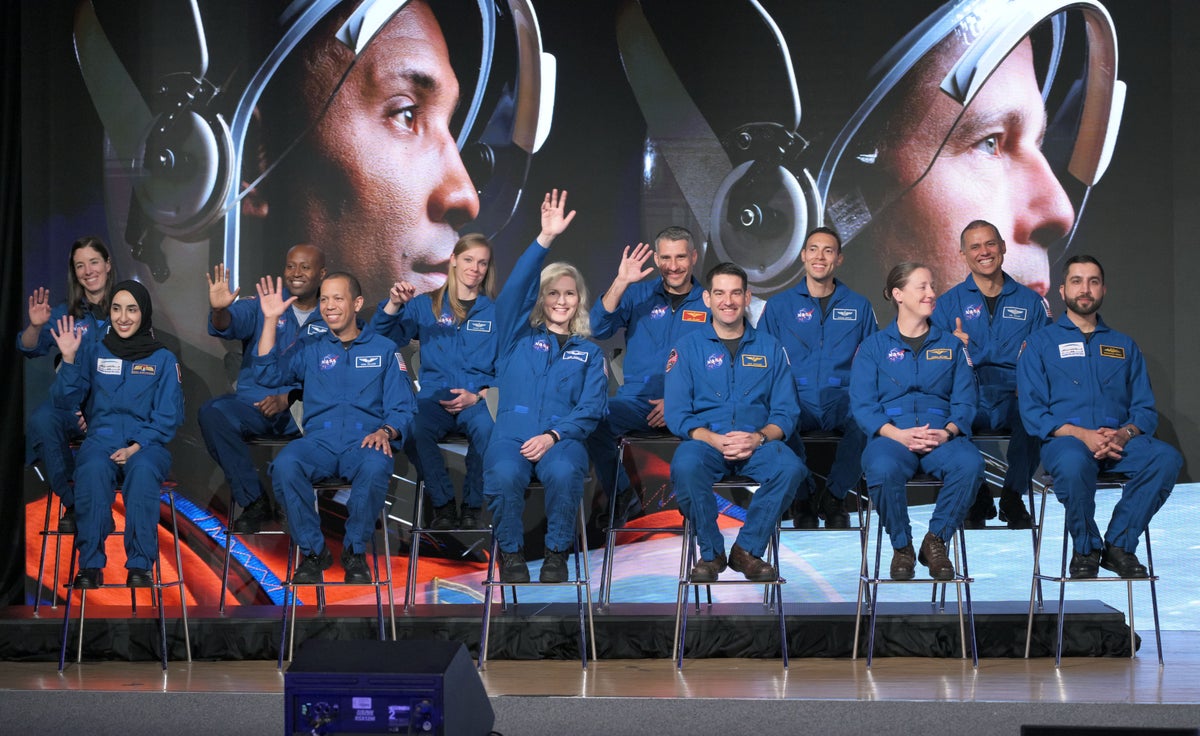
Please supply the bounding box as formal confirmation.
[103,280,164,361]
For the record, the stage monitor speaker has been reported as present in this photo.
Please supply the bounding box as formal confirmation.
[285,639,494,735]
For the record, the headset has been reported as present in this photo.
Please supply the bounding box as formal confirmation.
[617,0,1124,297]
[73,0,555,285]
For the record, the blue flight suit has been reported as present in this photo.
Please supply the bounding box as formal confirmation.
[664,322,808,562]
[586,277,710,501]
[199,296,327,507]
[850,323,984,549]
[21,301,108,507]
[484,241,608,554]
[760,278,877,500]
[255,322,415,555]
[1017,314,1181,555]
[370,292,496,511]
[51,340,184,571]
[932,272,1050,498]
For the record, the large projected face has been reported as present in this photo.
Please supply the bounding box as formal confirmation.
[867,38,1074,297]
[257,0,481,302]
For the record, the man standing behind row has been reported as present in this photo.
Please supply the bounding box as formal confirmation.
[760,227,877,529]
[666,263,807,582]
[933,220,1045,529]
[1018,255,1181,579]
[200,245,328,533]
[587,227,710,525]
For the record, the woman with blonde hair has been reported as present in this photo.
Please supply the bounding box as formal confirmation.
[485,190,607,583]
[372,233,497,530]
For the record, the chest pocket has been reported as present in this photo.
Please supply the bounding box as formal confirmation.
[553,349,591,399]
[920,348,957,395]
[1097,347,1129,389]
[733,354,772,398]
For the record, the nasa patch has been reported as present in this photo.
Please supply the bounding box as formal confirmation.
[650,304,669,320]
[320,353,339,371]
[705,353,724,370]
[795,307,814,323]
[437,313,455,327]
[532,337,551,353]
[964,304,983,321]
[887,347,906,363]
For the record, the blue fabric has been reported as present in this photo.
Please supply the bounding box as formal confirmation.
[1017,314,1159,441]
[483,240,608,552]
[850,322,978,440]
[208,294,327,404]
[256,323,416,554]
[17,300,107,358]
[761,279,877,497]
[670,439,805,561]
[1019,314,1179,554]
[51,342,183,570]
[370,292,496,508]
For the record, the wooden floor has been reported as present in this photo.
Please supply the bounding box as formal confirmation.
[3,630,1197,705]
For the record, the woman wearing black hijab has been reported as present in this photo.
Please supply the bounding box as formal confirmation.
[50,281,185,589]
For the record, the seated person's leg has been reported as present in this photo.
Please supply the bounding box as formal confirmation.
[1102,436,1184,577]
[919,437,985,580]
[271,438,338,582]
[734,441,807,580]
[861,436,920,580]
[533,439,589,582]
[199,394,290,531]
[784,419,819,529]
[28,399,84,529]
[585,396,654,518]
[483,437,535,582]
[71,441,121,587]
[120,445,172,587]
[1041,436,1103,578]
[407,399,459,529]
[457,401,495,527]
[338,444,396,583]
[669,440,729,580]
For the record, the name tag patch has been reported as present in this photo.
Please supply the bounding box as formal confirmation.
[925,348,952,361]
[97,357,122,375]
[742,354,767,368]
[131,363,156,375]
[1100,345,1126,359]
[831,308,857,321]
[1002,306,1028,321]
[307,324,328,335]
[355,355,382,368]
[563,350,589,363]
[681,310,708,323]
[466,320,492,333]
[1058,342,1086,359]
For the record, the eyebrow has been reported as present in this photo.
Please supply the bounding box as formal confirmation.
[367,65,461,113]
[948,105,1047,149]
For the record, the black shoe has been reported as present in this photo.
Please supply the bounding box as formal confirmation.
[817,489,851,529]
[1100,544,1148,578]
[918,532,956,581]
[430,502,459,531]
[499,550,530,583]
[126,568,153,588]
[232,494,272,534]
[458,506,482,530]
[1069,550,1101,579]
[57,505,77,534]
[689,552,728,583]
[890,545,916,581]
[964,485,997,529]
[791,494,818,530]
[540,549,569,583]
[292,547,334,584]
[341,551,373,584]
[997,491,1033,530]
[72,568,102,589]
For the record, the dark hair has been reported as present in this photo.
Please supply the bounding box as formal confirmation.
[704,262,748,290]
[323,271,362,300]
[67,236,115,319]
[805,226,843,251]
[959,220,1003,251]
[433,233,495,324]
[883,261,929,309]
[654,226,695,252]
[1062,254,1104,283]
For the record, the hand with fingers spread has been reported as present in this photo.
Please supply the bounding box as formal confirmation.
[28,287,52,329]
[615,243,655,287]
[256,276,297,322]
[537,189,577,247]
[207,263,241,310]
[49,315,83,364]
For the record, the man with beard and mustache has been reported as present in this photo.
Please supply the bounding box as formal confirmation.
[1017,256,1182,579]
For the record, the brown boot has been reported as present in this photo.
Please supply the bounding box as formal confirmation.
[689,552,727,583]
[890,544,916,581]
[918,532,955,581]
[728,544,777,582]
